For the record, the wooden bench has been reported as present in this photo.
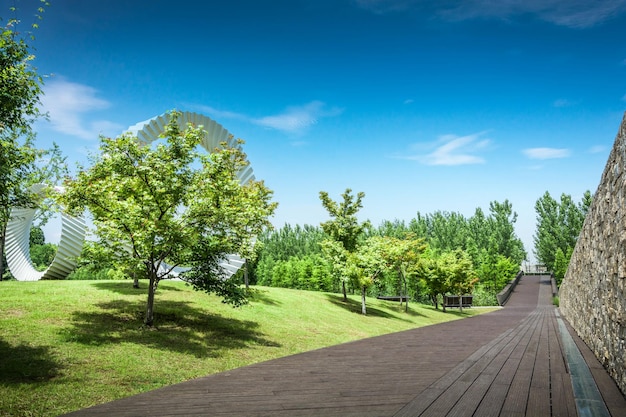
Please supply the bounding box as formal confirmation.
[377,295,410,302]
[443,295,473,308]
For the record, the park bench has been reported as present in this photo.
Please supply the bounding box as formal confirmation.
[443,295,473,308]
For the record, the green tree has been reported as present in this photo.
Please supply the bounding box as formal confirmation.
[353,236,391,314]
[467,207,489,252]
[553,247,573,286]
[29,225,44,246]
[30,243,55,270]
[0,11,42,278]
[476,250,518,294]
[534,191,590,272]
[419,249,477,312]
[0,4,46,135]
[444,249,478,312]
[429,211,468,252]
[0,2,65,280]
[251,223,326,285]
[377,234,426,312]
[320,238,350,295]
[28,225,56,271]
[319,188,370,301]
[487,200,526,265]
[60,112,277,326]
[580,190,593,216]
[418,249,447,310]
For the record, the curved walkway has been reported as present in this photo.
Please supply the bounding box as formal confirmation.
[65,275,626,416]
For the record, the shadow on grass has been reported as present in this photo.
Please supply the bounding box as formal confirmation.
[439,308,478,317]
[375,301,428,318]
[0,339,62,383]
[91,280,184,295]
[324,294,413,323]
[246,288,281,306]
[60,299,280,357]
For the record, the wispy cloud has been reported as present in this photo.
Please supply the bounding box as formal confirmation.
[523,147,571,159]
[194,101,343,135]
[41,78,123,140]
[354,0,626,28]
[588,145,607,154]
[622,93,626,102]
[193,105,249,122]
[403,132,491,166]
[253,101,343,133]
[553,98,575,108]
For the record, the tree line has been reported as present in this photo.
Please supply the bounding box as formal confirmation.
[251,190,527,313]
[251,188,592,313]
[533,190,592,285]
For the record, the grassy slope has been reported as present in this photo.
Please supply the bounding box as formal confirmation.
[0,280,497,416]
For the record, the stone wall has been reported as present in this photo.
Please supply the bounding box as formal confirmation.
[560,112,626,395]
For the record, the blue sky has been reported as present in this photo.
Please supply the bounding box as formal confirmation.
[10,0,626,262]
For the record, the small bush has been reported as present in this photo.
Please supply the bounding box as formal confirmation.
[66,265,127,280]
[470,284,499,306]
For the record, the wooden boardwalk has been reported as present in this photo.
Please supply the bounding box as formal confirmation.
[65,275,626,416]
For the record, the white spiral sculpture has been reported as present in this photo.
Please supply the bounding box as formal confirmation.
[5,184,86,281]
[6,111,251,281]
[125,111,253,278]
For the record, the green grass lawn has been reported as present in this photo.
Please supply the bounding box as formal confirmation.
[0,280,498,416]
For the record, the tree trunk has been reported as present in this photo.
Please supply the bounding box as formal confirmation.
[244,260,249,290]
[361,286,367,315]
[459,293,463,313]
[342,280,347,302]
[133,274,139,288]
[145,272,158,326]
[404,276,409,313]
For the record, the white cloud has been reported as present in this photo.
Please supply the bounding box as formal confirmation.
[354,0,626,28]
[553,98,574,107]
[41,78,123,140]
[588,145,607,154]
[253,101,343,134]
[195,101,343,135]
[523,147,571,159]
[192,105,249,121]
[405,132,491,166]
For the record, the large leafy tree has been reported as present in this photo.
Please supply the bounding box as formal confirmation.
[319,189,369,252]
[321,235,391,315]
[350,236,389,315]
[0,2,61,279]
[377,234,426,312]
[419,249,477,312]
[60,112,277,326]
[319,188,370,301]
[534,191,590,275]
[487,200,526,265]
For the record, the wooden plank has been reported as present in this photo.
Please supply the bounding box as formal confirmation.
[547,310,577,417]
[64,275,623,417]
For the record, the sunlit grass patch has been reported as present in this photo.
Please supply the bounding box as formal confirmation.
[0,280,497,416]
